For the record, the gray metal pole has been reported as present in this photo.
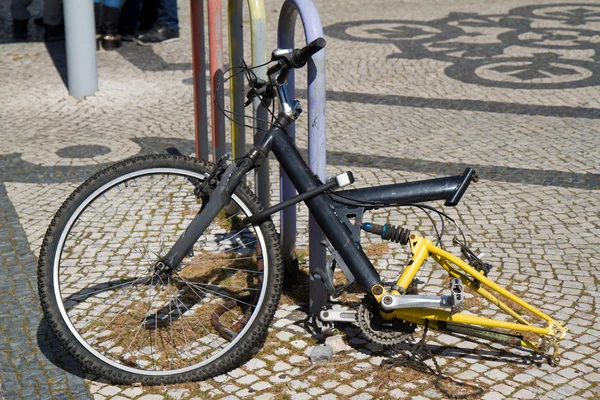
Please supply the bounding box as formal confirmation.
[248,0,270,207]
[63,0,98,99]
[278,0,327,318]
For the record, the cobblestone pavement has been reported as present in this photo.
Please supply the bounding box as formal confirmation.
[1,0,599,399]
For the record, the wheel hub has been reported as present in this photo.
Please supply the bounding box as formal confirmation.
[153,260,174,275]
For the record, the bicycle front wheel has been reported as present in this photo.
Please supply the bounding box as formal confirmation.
[38,154,283,384]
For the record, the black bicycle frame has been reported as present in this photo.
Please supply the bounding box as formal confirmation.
[160,112,380,292]
[162,107,476,295]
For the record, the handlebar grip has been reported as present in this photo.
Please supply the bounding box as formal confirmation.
[289,37,326,68]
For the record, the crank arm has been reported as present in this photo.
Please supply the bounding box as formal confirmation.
[319,308,357,323]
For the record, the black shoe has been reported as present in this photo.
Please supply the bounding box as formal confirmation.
[136,24,179,46]
[44,23,65,41]
[13,20,28,40]
[101,34,122,50]
[100,6,122,51]
[120,32,136,42]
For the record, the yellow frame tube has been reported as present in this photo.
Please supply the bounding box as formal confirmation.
[394,236,428,291]
[392,308,550,334]
[433,255,531,326]
[390,235,566,338]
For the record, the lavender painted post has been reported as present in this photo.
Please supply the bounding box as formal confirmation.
[277,0,327,316]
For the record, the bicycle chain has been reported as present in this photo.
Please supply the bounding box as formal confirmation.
[357,297,416,346]
[381,321,484,399]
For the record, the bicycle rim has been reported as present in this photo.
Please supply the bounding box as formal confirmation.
[52,167,270,376]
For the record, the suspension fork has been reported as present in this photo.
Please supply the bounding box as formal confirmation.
[160,163,236,269]
[161,149,262,270]
[160,117,276,271]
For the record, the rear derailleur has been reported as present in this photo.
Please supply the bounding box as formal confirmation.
[453,237,493,277]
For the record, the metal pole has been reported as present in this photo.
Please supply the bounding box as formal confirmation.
[228,0,245,163]
[191,0,209,160]
[208,0,226,161]
[278,0,327,317]
[248,0,269,207]
[63,0,97,99]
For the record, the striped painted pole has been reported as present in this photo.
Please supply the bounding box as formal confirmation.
[228,0,245,164]
[191,0,208,160]
[208,0,226,161]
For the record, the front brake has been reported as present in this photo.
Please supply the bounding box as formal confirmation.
[194,154,230,200]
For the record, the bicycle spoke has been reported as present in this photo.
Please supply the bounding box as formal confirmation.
[104,186,156,258]
[76,276,151,332]
[93,191,161,262]
[173,274,256,308]
[187,281,258,292]
[76,211,155,268]
[169,282,231,353]
[215,265,264,274]
[68,277,147,301]
[172,271,239,318]
[168,276,175,369]
[45,161,276,378]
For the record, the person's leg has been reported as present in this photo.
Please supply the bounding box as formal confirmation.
[139,0,157,31]
[156,0,178,31]
[42,0,65,41]
[42,0,63,26]
[10,0,33,21]
[101,0,124,50]
[93,0,101,34]
[10,0,34,39]
[136,0,179,45]
[119,0,143,41]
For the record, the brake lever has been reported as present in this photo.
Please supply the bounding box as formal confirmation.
[244,77,269,107]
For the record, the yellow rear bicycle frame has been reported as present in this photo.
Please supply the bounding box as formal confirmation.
[371,234,567,352]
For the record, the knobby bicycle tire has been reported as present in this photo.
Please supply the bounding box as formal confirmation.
[37,154,283,385]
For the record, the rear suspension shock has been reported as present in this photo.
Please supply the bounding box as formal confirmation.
[361,223,411,245]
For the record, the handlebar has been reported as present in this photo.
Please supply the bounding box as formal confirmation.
[271,37,326,69]
[287,37,326,68]
[244,37,326,114]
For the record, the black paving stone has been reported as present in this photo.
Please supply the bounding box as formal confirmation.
[19,386,37,398]
[0,183,90,399]
[1,380,20,392]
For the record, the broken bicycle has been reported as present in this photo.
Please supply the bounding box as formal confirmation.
[38,37,567,385]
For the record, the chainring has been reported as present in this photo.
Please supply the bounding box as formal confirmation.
[357,296,417,346]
